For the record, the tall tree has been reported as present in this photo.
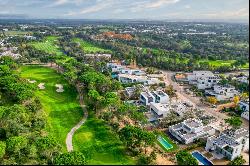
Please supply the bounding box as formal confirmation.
[54,151,86,165]
[176,150,198,165]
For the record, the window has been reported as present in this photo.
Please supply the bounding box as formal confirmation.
[235,148,238,154]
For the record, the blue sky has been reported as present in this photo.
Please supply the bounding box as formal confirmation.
[0,0,249,20]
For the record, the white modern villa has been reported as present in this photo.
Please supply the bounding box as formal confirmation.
[205,128,249,160]
[169,118,216,144]
[121,68,146,76]
[107,63,124,72]
[150,103,171,120]
[148,101,188,121]
[140,90,169,106]
[187,71,221,90]
[118,74,148,84]
[205,85,239,101]
[240,100,249,121]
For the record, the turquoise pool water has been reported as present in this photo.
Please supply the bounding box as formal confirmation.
[192,151,213,165]
[158,136,173,150]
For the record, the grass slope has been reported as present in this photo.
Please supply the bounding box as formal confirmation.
[20,66,83,151]
[31,36,64,56]
[73,112,135,165]
[73,38,111,54]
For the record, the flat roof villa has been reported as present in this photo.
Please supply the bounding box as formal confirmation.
[240,100,249,121]
[121,68,146,76]
[205,128,249,160]
[145,78,162,85]
[205,85,240,101]
[107,63,124,72]
[148,102,188,121]
[125,85,148,98]
[233,76,249,84]
[140,92,155,106]
[169,118,216,144]
[140,90,169,106]
[188,71,221,90]
[150,103,171,120]
[151,90,169,104]
[118,74,148,84]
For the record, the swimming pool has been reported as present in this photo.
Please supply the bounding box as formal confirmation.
[192,151,213,165]
[157,136,173,150]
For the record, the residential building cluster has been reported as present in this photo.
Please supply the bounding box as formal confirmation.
[107,62,164,86]
[187,71,240,101]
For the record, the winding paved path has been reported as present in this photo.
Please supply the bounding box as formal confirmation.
[66,85,88,152]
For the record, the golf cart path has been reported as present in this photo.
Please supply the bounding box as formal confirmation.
[66,85,88,152]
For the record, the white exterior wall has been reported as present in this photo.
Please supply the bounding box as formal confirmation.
[140,93,155,106]
[242,137,249,152]
[205,136,216,151]
[231,144,243,160]
[158,95,169,104]
[239,101,249,112]
[150,103,170,118]
[241,111,249,121]
[236,137,249,152]
[121,69,133,75]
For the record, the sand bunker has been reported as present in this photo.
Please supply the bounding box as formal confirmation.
[55,84,64,93]
[38,83,45,90]
[27,79,36,84]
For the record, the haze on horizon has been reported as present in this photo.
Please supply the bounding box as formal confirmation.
[0,0,249,21]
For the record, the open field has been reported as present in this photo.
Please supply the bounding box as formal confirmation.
[20,66,83,151]
[4,30,31,36]
[73,112,135,165]
[73,38,111,54]
[199,60,249,69]
[31,36,64,56]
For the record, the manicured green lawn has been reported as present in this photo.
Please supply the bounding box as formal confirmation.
[199,60,249,69]
[20,66,135,164]
[4,30,30,36]
[73,112,135,165]
[157,133,178,152]
[31,36,64,56]
[72,38,111,54]
[20,66,83,151]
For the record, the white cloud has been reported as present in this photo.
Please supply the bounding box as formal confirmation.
[130,0,180,12]
[65,0,115,16]
[113,9,125,14]
[144,0,180,8]
[202,8,249,19]
[48,0,85,7]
